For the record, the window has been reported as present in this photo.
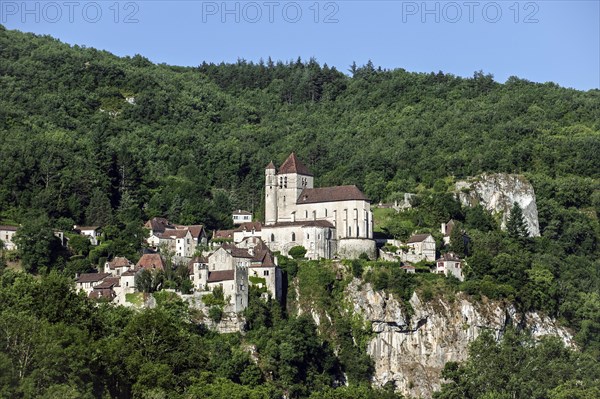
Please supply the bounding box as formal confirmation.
[284,176,288,188]
[348,226,351,236]
[357,226,360,237]
[325,209,328,217]
[292,233,296,241]
[305,210,308,218]
[271,233,275,242]
[264,270,269,276]
[307,234,310,239]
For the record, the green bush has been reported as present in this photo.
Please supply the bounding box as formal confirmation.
[289,246,307,259]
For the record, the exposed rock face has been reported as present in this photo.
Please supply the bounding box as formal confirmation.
[455,173,540,237]
[345,280,572,398]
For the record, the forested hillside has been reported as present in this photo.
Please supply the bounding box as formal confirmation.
[0,25,599,398]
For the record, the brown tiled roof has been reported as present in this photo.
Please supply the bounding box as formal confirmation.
[89,288,115,299]
[234,222,262,232]
[278,153,313,176]
[136,254,165,270]
[251,249,276,268]
[121,270,137,277]
[437,252,462,262]
[94,277,120,289]
[145,217,171,233]
[265,161,276,170]
[163,228,189,239]
[213,230,234,239]
[207,270,234,283]
[222,243,253,258]
[76,272,110,283]
[297,186,369,204]
[0,225,18,231]
[107,257,131,269]
[407,234,432,243]
[186,225,205,238]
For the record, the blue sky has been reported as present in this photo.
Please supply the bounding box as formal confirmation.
[2,1,599,90]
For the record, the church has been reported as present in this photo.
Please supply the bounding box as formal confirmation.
[262,153,376,260]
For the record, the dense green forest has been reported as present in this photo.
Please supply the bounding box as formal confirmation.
[0,25,599,398]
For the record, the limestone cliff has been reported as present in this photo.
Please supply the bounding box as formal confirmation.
[344,280,572,398]
[455,173,540,236]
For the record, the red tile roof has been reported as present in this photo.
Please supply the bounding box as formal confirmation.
[186,225,205,238]
[265,161,276,170]
[145,217,172,233]
[136,254,165,271]
[221,243,253,258]
[0,225,18,231]
[278,153,313,176]
[207,270,235,283]
[76,272,110,283]
[94,277,120,289]
[163,228,190,239]
[297,185,369,204]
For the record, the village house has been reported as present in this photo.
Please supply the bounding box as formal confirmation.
[104,256,133,276]
[233,222,262,243]
[404,233,436,262]
[232,209,252,225]
[0,225,18,250]
[136,253,165,271]
[435,252,464,281]
[237,236,282,301]
[75,272,110,295]
[145,218,208,257]
[73,225,100,245]
[263,153,376,260]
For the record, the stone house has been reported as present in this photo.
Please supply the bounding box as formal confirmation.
[404,233,436,262]
[75,272,110,295]
[237,236,282,301]
[233,222,263,243]
[104,256,133,276]
[0,225,18,250]
[441,220,456,245]
[435,252,464,281]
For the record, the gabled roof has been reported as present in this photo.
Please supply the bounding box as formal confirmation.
[207,270,235,283]
[94,277,120,289]
[278,153,313,176]
[297,186,369,204]
[174,224,205,238]
[265,161,276,171]
[213,230,234,239]
[407,234,433,243]
[136,253,165,271]
[0,225,18,231]
[145,217,172,233]
[107,256,131,269]
[234,222,262,232]
[163,228,190,239]
[76,272,110,283]
[221,243,253,258]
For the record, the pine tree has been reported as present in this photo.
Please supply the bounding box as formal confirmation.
[506,202,529,238]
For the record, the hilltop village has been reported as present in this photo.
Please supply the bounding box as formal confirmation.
[1,153,465,321]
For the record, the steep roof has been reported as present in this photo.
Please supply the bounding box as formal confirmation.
[297,185,369,204]
[407,234,433,243]
[136,253,165,270]
[265,161,276,170]
[213,230,234,239]
[145,217,171,233]
[221,243,253,258]
[278,153,313,176]
[207,270,235,283]
[234,221,262,232]
[174,224,205,238]
[76,272,110,283]
[107,256,131,269]
[163,228,190,239]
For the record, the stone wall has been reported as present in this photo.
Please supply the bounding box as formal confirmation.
[337,238,377,260]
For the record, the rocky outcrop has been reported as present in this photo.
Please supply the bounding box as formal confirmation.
[455,173,540,236]
[345,280,572,398]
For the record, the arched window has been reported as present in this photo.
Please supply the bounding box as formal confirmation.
[357,226,360,237]
[325,209,328,217]
[307,234,310,239]
[305,210,308,218]
[291,233,296,241]
[348,226,352,236]
[271,233,275,242]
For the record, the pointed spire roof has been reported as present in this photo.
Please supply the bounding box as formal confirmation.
[265,161,276,170]
[278,153,313,176]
